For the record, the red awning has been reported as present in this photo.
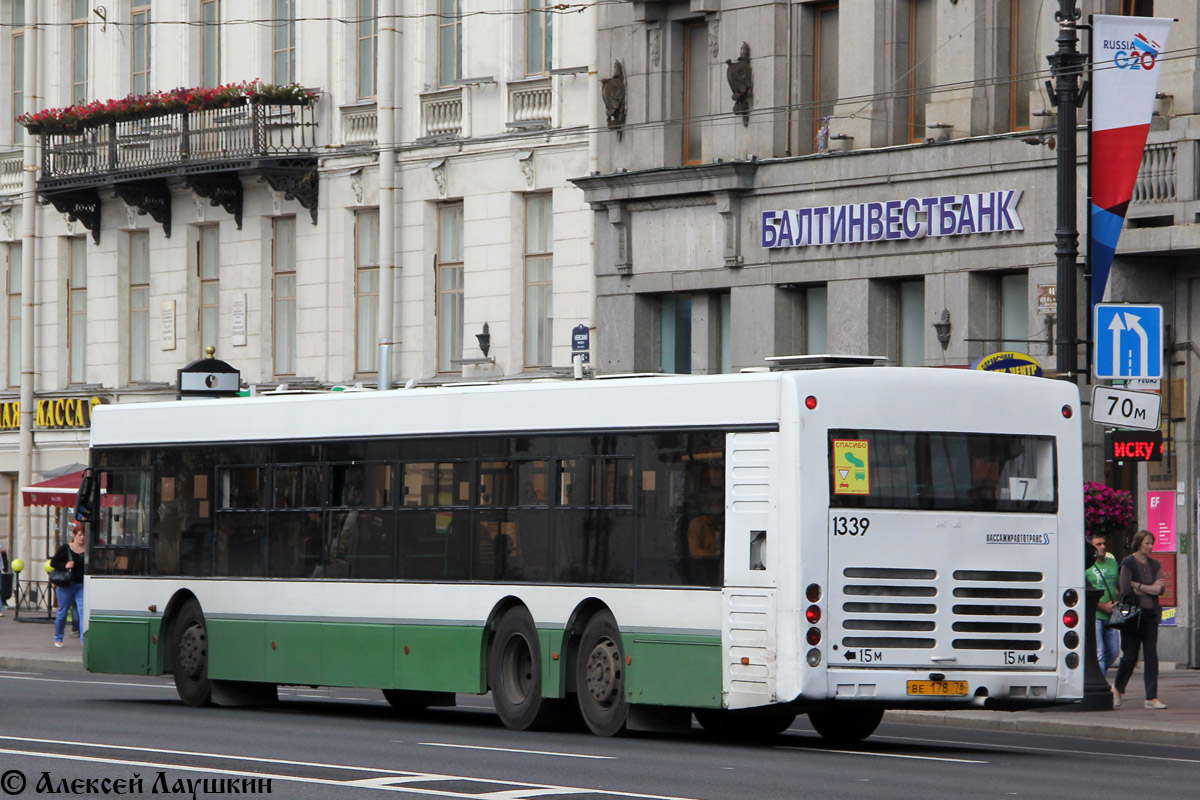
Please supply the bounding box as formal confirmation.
[21,470,85,508]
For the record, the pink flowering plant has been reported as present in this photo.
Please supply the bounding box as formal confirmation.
[1083,481,1135,539]
[17,81,318,135]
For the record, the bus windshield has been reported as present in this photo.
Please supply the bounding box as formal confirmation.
[828,429,1057,513]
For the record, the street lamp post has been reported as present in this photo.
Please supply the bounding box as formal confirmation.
[1049,0,1086,385]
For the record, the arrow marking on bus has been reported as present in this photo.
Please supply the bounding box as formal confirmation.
[419,742,615,760]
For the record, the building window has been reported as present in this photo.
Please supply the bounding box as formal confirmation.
[898,279,924,367]
[357,0,378,100]
[437,204,464,372]
[905,0,934,142]
[813,2,839,145]
[201,0,220,86]
[1121,0,1153,15]
[68,238,87,384]
[131,0,152,95]
[71,0,88,104]
[1008,0,1040,131]
[272,0,296,85]
[11,0,24,144]
[438,0,462,87]
[6,242,20,388]
[803,285,828,355]
[129,232,150,382]
[682,21,707,165]
[355,209,379,373]
[273,217,297,376]
[525,0,552,76]
[524,195,553,367]
[1000,272,1029,355]
[198,226,219,356]
[661,295,692,374]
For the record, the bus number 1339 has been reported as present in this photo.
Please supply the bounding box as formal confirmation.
[832,516,870,536]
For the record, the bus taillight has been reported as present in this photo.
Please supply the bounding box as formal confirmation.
[1062,588,1078,607]
[805,583,822,602]
[805,605,821,623]
[1061,405,1073,419]
[805,395,818,410]
[1062,609,1079,628]
[806,627,821,645]
[806,648,822,667]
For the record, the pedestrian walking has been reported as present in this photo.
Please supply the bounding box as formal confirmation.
[1086,531,1120,673]
[1112,530,1167,709]
[50,521,86,647]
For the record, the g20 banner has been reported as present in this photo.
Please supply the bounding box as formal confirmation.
[1090,15,1173,309]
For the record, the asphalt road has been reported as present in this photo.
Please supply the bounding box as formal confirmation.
[1,669,1198,800]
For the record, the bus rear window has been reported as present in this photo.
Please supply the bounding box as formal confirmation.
[828,429,1057,513]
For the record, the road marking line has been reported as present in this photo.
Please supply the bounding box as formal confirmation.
[777,745,985,764]
[879,734,1200,764]
[0,674,174,689]
[420,742,614,760]
[0,746,700,800]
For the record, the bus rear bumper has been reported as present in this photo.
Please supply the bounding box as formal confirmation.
[797,668,1083,711]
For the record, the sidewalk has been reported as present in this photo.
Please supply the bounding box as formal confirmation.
[2,609,1197,746]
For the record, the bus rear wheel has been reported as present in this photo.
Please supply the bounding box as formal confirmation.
[695,706,797,740]
[807,706,884,744]
[489,608,560,731]
[172,599,212,707]
[575,611,628,737]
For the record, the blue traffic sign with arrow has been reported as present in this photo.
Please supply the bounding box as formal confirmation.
[1093,304,1163,380]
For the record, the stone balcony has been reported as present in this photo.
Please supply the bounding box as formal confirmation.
[35,100,319,242]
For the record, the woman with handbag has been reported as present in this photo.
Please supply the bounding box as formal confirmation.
[1112,529,1167,709]
[49,520,86,648]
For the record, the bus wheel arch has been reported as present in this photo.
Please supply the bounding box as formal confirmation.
[487,604,561,731]
[170,596,212,707]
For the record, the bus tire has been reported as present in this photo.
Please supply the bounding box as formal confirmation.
[575,611,628,737]
[489,608,560,731]
[695,706,797,740]
[807,706,884,744]
[172,599,212,707]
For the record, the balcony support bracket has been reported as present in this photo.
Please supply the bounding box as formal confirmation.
[185,173,244,230]
[113,179,172,238]
[43,189,101,244]
[260,165,320,225]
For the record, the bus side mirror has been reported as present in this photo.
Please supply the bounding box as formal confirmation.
[75,471,96,523]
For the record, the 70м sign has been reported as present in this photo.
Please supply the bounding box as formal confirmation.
[1090,385,1162,431]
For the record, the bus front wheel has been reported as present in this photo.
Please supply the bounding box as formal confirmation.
[807,706,884,744]
[172,599,212,707]
[575,611,628,736]
[489,608,560,731]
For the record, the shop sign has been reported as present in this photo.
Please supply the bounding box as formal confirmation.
[971,351,1043,377]
[0,396,108,431]
[761,190,1023,249]
[1105,429,1163,462]
[1037,284,1057,315]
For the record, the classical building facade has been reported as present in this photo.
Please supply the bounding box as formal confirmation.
[0,1,596,576]
[572,0,1197,665]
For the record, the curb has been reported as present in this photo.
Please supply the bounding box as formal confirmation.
[886,710,1200,748]
[0,656,85,674]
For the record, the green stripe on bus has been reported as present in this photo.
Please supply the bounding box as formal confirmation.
[624,633,722,708]
[88,616,723,708]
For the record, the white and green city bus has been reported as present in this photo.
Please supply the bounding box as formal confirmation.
[78,364,1085,742]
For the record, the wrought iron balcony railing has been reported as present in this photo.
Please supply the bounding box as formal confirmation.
[39,102,318,185]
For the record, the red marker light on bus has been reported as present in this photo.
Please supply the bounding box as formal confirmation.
[1061,405,1073,419]
[1062,609,1079,628]
[806,605,821,624]
[805,396,818,410]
